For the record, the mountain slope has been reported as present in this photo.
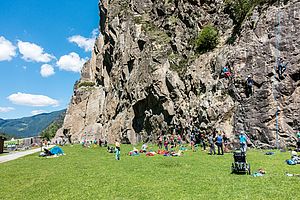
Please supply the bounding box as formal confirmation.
[0,109,66,138]
[40,111,65,140]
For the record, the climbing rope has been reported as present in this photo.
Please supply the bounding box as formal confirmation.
[273,0,282,149]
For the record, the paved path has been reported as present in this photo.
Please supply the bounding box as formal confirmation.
[0,145,55,164]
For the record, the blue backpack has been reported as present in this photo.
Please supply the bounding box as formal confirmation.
[286,159,296,165]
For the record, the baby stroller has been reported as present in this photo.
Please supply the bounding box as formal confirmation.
[231,151,251,175]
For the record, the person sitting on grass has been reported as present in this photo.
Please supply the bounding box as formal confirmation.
[129,147,139,156]
[141,143,148,153]
[107,146,115,153]
[171,150,183,157]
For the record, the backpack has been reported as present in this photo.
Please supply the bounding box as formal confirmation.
[286,159,296,165]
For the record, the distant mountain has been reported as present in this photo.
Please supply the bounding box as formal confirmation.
[0,118,6,126]
[40,111,66,140]
[0,109,66,138]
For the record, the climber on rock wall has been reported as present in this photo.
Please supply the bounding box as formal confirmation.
[296,131,300,152]
[222,66,232,79]
[245,75,254,97]
[277,57,288,78]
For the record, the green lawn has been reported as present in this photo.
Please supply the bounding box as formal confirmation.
[0,145,299,200]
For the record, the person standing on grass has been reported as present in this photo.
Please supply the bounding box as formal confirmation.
[208,133,216,155]
[164,137,169,151]
[216,132,224,155]
[99,138,102,147]
[115,140,121,160]
[158,135,163,149]
[177,134,182,146]
[239,131,247,153]
[223,133,230,153]
[200,133,206,151]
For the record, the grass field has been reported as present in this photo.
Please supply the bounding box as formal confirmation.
[0,145,299,200]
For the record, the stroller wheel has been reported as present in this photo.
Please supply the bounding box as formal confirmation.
[247,163,251,175]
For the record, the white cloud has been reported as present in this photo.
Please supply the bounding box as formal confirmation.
[0,107,15,113]
[31,110,47,115]
[0,36,17,61]
[7,92,59,107]
[68,29,98,52]
[56,52,86,73]
[68,35,95,52]
[40,64,55,77]
[92,28,99,38]
[17,40,55,62]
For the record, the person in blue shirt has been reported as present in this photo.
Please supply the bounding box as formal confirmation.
[216,132,224,155]
[239,131,247,153]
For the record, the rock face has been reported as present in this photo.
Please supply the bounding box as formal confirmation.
[57,0,300,148]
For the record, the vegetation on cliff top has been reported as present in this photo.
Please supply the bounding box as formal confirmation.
[78,81,95,88]
[225,0,278,43]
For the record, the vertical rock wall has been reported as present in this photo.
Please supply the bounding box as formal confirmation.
[56,0,300,147]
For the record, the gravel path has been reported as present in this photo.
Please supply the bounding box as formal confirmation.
[0,145,55,164]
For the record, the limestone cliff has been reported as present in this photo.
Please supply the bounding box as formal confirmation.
[56,0,300,148]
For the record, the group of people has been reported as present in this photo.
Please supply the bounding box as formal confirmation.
[155,126,233,155]
[221,57,288,98]
[157,133,182,151]
[110,130,300,161]
[81,138,108,148]
[207,131,230,155]
[155,126,251,156]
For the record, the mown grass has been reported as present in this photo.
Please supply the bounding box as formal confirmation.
[0,145,299,200]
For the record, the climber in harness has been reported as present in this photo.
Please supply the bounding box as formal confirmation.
[245,75,254,97]
[296,131,300,152]
[221,66,232,79]
[277,57,288,78]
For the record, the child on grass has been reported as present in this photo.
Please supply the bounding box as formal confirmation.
[115,140,120,160]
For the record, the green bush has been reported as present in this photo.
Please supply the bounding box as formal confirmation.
[195,25,219,54]
[78,81,95,88]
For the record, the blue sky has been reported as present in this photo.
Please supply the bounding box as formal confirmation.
[0,0,99,119]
